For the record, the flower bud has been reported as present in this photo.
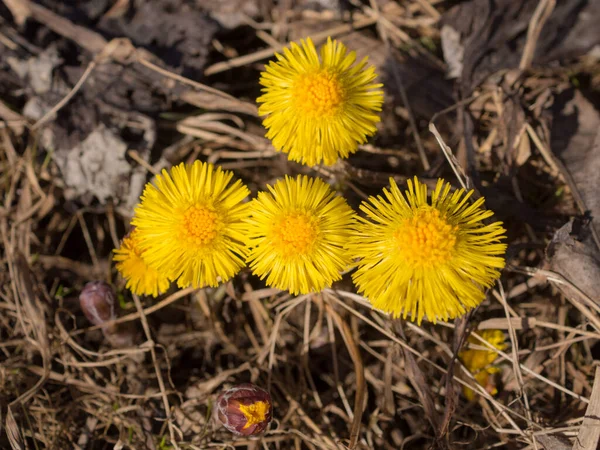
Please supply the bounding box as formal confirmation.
[79,281,116,326]
[216,383,273,436]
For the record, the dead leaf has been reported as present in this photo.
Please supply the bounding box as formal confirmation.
[7,46,62,95]
[440,25,464,79]
[200,0,260,29]
[536,434,572,450]
[546,219,600,306]
[573,366,600,450]
[551,89,600,247]
[52,124,149,209]
[498,94,529,168]
[442,0,600,90]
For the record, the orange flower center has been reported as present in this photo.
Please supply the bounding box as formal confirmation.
[292,71,344,118]
[273,212,319,257]
[181,205,219,246]
[239,400,270,429]
[394,207,457,268]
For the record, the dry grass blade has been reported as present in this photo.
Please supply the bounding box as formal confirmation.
[428,122,470,190]
[32,59,97,130]
[331,291,530,433]
[5,407,24,450]
[185,362,252,398]
[572,366,600,450]
[136,56,243,103]
[132,294,179,448]
[0,102,26,135]
[519,0,556,70]
[16,0,107,53]
[9,252,51,406]
[509,266,600,333]
[180,91,258,117]
[439,314,471,440]
[386,47,430,171]
[495,282,535,440]
[76,287,197,335]
[464,324,590,405]
[324,300,366,449]
[1,0,31,26]
[204,17,378,76]
[393,320,441,436]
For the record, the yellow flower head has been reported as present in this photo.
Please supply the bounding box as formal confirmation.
[257,37,384,166]
[113,228,171,297]
[132,161,250,289]
[347,177,507,324]
[246,175,354,294]
[459,329,507,401]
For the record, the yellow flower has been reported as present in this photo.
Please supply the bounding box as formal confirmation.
[246,175,354,294]
[132,161,250,289]
[113,228,171,297]
[459,329,506,401]
[347,177,507,324]
[257,37,384,166]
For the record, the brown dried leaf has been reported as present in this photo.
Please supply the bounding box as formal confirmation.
[551,89,600,246]
[442,0,600,89]
[536,434,572,450]
[573,366,600,450]
[546,219,600,306]
[496,94,529,168]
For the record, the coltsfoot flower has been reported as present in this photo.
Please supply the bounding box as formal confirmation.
[132,161,250,289]
[459,329,506,401]
[347,177,507,323]
[257,37,384,166]
[113,228,171,297]
[216,383,273,436]
[245,175,354,295]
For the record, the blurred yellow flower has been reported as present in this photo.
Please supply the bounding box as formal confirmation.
[459,329,506,401]
[257,37,384,166]
[132,161,250,289]
[246,175,354,294]
[348,177,507,323]
[113,228,171,297]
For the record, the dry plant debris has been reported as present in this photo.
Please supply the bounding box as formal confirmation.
[1,0,600,449]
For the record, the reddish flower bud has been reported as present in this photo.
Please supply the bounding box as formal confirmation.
[216,383,273,436]
[79,281,116,326]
